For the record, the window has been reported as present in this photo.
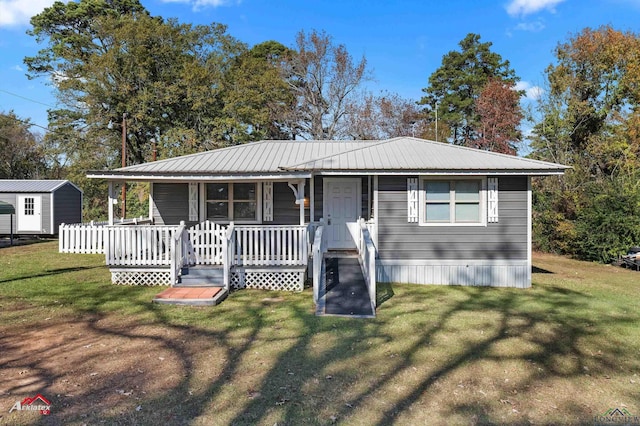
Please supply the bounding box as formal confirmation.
[206,183,258,222]
[24,197,35,216]
[421,179,484,225]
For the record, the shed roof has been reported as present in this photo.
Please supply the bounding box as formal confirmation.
[0,180,79,193]
[0,201,15,215]
[88,137,569,180]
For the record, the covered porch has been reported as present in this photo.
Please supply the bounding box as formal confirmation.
[59,217,376,314]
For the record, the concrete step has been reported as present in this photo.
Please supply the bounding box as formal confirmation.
[178,265,224,287]
[153,287,228,306]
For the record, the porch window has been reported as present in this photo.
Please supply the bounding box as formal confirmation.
[206,183,257,222]
[421,179,484,225]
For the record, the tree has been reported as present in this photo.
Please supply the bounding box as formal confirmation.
[420,33,519,146]
[474,79,523,154]
[529,26,640,261]
[26,0,245,166]
[221,41,297,142]
[283,30,370,139]
[344,92,425,139]
[0,112,46,179]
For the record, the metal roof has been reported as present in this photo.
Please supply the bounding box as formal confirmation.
[88,137,569,180]
[0,180,78,193]
[0,201,15,215]
[283,138,568,173]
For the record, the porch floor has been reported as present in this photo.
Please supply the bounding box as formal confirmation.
[318,256,375,318]
[153,286,228,306]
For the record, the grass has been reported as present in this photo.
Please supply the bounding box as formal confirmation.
[0,242,639,425]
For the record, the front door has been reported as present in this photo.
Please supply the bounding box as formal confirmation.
[324,178,361,250]
[17,195,42,232]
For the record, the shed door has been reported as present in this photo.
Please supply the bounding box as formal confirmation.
[324,178,361,250]
[17,195,42,232]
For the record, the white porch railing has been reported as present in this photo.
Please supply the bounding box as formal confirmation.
[222,223,235,290]
[233,225,308,266]
[59,218,153,255]
[170,223,189,285]
[63,220,313,288]
[59,222,107,254]
[187,220,226,265]
[104,225,181,266]
[357,218,377,310]
[312,224,326,304]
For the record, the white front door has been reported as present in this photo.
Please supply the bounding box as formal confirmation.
[324,178,361,250]
[17,195,41,232]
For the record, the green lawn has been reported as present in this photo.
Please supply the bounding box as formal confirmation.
[0,241,639,425]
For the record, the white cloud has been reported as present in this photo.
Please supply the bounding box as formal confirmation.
[505,0,565,17]
[0,0,63,27]
[158,0,238,11]
[514,20,545,32]
[515,81,544,100]
[11,64,23,71]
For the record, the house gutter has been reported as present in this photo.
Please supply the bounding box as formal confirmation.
[86,172,312,181]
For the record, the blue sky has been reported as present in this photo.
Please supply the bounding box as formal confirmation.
[1,0,639,135]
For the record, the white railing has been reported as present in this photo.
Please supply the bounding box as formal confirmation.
[312,224,326,304]
[365,219,377,247]
[104,225,181,266]
[357,218,377,310]
[233,225,308,266]
[188,220,226,265]
[222,223,235,290]
[59,222,107,254]
[170,223,189,285]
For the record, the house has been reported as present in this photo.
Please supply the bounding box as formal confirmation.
[83,137,567,299]
[0,180,83,236]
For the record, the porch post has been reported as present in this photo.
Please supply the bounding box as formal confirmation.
[108,181,115,225]
[148,182,154,222]
[298,180,305,225]
[309,176,315,223]
[373,175,379,247]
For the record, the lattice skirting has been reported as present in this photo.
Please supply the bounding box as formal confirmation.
[111,269,172,286]
[231,269,304,291]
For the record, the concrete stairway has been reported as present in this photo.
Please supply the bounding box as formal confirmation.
[177,265,225,287]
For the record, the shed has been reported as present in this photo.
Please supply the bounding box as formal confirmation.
[0,180,83,235]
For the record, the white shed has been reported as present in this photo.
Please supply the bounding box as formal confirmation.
[0,180,83,235]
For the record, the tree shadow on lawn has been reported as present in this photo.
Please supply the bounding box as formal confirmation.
[0,265,105,285]
[5,282,637,425]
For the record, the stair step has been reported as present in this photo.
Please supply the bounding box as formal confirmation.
[175,281,224,288]
[178,265,224,287]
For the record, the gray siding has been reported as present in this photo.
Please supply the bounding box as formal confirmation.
[271,181,311,225]
[0,194,16,234]
[376,261,530,288]
[40,193,52,234]
[152,183,191,226]
[53,183,82,231]
[377,175,528,261]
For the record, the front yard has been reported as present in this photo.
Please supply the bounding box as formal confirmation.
[0,241,639,425]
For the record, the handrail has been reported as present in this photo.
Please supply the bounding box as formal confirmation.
[223,222,235,290]
[312,223,325,304]
[358,218,377,310]
[170,222,188,286]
